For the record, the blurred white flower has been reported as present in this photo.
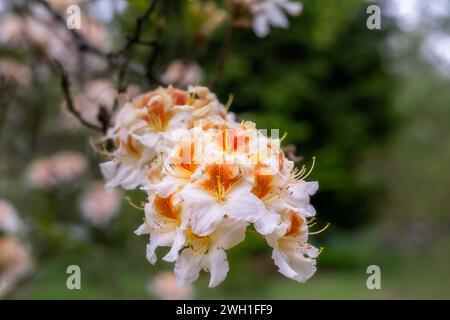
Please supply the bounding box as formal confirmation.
[0,200,22,234]
[47,0,86,11]
[79,181,121,227]
[161,60,203,89]
[25,152,88,189]
[249,0,303,37]
[0,14,25,45]
[0,237,33,298]
[0,4,111,74]
[148,271,193,300]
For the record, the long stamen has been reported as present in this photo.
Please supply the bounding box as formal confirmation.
[126,196,145,211]
[307,222,317,228]
[309,222,330,235]
[224,94,234,112]
[317,246,324,257]
[301,156,316,180]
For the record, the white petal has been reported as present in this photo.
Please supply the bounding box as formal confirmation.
[253,14,270,38]
[134,223,149,236]
[296,204,316,217]
[145,176,182,198]
[272,248,297,278]
[225,187,265,223]
[190,205,224,236]
[121,167,146,189]
[281,1,303,16]
[213,219,248,250]
[290,254,317,283]
[255,211,281,235]
[284,181,319,209]
[101,161,131,191]
[174,248,204,287]
[163,228,186,262]
[132,132,160,148]
[146,232,172,265]
[168,110,192,130]
[205,248,229,288]
[294,181,319,196]
[100,160,117,182]
[180,185,213,204]
[180,186,224,236]
[267,7,289,28]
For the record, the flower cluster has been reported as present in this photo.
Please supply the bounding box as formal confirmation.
[0,200,32,298]
[25,152,88,189]
[101,86,320,287]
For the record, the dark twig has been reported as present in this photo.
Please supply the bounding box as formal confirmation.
[211,25,237,90]
[110,0,158,57]
[34,0,147,77]
[54,60,103,132]
[112,61,129,113]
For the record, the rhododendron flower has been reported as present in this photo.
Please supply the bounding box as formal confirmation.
[0,200,22,234]
[148,271,193,300]
[0,237,33,298]
[100,86,227,191]
[175,219,248,288]
[180,163,264,236]
[266,210,318,283]
[161,60,203,89]
[79,182,122,227]
[135,192,186,264]
[25,152,88,189]
[100,85,321,287]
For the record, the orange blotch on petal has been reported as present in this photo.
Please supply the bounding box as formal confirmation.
[154,194,180,221]
[284,210,305,237]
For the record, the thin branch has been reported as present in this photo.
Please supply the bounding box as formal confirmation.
[211,25,237,90]
[33,0,147,77]
[112,62,129,113]
[54,60,103,132]
[110,0,158,57]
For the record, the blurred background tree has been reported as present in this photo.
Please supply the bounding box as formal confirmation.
[0,0,449,299]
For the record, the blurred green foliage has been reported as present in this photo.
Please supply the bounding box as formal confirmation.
[204,0,397,228]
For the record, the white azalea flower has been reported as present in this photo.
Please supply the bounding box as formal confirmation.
[174,219,248,288]
[180,163,265,236]
[266,210,318,283]
[250,0,303,38]
[280,180,319,217]
[135,192,186,264]
[101,86,228,190]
